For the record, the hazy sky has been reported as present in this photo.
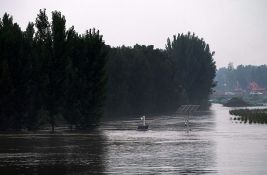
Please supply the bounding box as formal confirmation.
[1,0,266,68]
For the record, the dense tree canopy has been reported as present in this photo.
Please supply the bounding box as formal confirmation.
[0,10,216,131]
[105,33,216,116]
[166,33,216,105]
[105,45,174,116]
[0,10,107,131]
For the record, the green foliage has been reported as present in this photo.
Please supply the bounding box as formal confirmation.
[105,33,216,116]
[0,10,107,131]
[0,11,216,130]
[0,13,28,130]
[229,108,267,124]
[67,29,108,129]
[166,32,216,105]
[105,45,174,116]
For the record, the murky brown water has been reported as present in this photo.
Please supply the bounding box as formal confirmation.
[0,104,267,174]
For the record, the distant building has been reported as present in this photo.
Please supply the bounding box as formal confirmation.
[234,81,245,95]
[248,81,265,95]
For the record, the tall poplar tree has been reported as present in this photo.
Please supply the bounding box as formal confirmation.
[166,32,216,105]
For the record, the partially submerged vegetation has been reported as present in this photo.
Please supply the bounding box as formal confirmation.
[229,108,267,124]
[105,33,216,116]
[0,10,216,131]
[0,10,108,131]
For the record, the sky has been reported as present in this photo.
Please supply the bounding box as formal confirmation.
[0,0,266,68]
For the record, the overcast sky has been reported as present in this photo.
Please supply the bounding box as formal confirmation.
[1,0,266,68]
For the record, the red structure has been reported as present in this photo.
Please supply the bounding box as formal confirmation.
[248,81,265,94]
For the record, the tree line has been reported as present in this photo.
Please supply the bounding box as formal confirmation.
[215,64,267,92]
[0,10,216,131]
[105,34,216,116]
[0,10,108,131]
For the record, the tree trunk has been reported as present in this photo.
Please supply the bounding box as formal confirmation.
[51,115,55,133]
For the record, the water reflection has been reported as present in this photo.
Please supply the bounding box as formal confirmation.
[102,112,217,174]
[2,104,266,174]
[0,131,106,174]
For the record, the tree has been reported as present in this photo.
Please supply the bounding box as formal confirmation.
[105,44,182,116]
[0,10,218,130]
[21,22,41,130]
[0,10,108,131]
[35,9,67,132]
[62,26,80,129]
[0,13,26,130]
[166,32,216,106]
[74,29,108,129]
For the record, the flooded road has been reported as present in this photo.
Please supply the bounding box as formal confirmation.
[0,104,267,174]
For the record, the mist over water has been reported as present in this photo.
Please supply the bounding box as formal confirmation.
[0,104,267,174]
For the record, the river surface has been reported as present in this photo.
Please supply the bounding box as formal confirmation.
[0,104,267,174]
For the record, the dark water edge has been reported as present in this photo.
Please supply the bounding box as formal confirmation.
[0,104,267,174]
[0,132,106,175]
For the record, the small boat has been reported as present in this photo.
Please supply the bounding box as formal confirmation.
[137,116,149,131]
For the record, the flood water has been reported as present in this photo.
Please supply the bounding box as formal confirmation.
[0,104,267,174]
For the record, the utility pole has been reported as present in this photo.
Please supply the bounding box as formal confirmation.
[177,105,200,132]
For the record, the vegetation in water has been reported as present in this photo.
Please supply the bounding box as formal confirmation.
[229,108,267,124]
[0,10,216,131]
[105,33,216,116]
[0,10,108,131]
